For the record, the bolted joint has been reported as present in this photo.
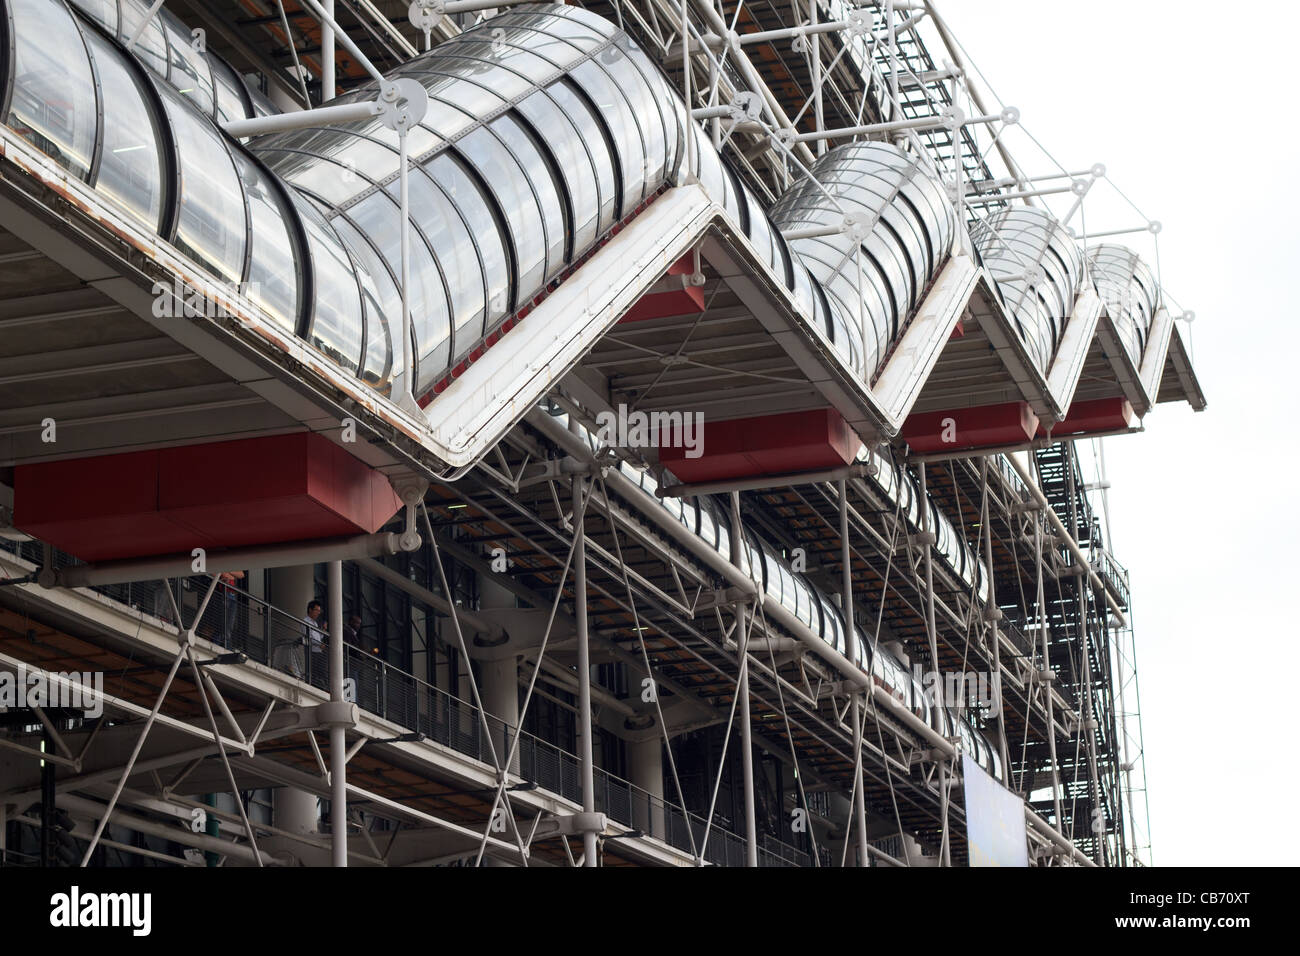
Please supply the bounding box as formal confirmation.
[985,607,1003,623]
[841,210,870,243]
[729,90,763,124]
[546,811,607,836]
[911,530,936,547]
[376,77,428,132]
[315,700,358,729]
[1036,669,1055,684]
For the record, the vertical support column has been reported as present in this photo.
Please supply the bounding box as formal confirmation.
[40,730,54,867]
[840,480,869,867]
[918,464,950,867]
[573,475,597,867]
[321,0,335,103]
[271,565,321,836]
[1032,464,1066,853]
[481,656,521,775]
[328,559,347,867]
[729,493,758,868]
[627,737,666,840]
[979,459,1013,779]
[1066,449,1107,866]
[811,0,825,155]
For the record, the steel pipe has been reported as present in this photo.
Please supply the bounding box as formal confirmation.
[49,533,409,589]
[222,100,382,138]
[1004,455,1128,627]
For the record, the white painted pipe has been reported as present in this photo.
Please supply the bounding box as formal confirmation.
[222,100,381,138]
[1003,455,1128,627]
[51,533,408,589]
[58,793,285,866]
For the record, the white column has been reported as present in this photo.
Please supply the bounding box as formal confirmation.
[271,565,320,836]
[627,737,665,840]
[573,475,597,866]
[480,656,520,774]
[274,788,319,837]
[328,560,347,867]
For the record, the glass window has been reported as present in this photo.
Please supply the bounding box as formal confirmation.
[395,168,485,374]
[69,0,117,33]
[82,28,164,232]
[457,125,548,300]
[231,151,299,333]
[265,131,398,209]
[426,54,534,103]
[489,114,566,277]
[546,80,618,234]
[533,10,609,50]
[412,95,477,143]
[421,75,507,120]
[211,55,251,124]
[5,0,97,181]
[159,85,247,284]
[161,10,214,116]
[248,84,279,119]
[570,60,645,211]
[292,194,363,374]
[117,0,169,79]
[517,90,600,253]
[451,38,564,86]
[616,36,680,176]
[348,189,451,387]
[331,213,404,397]
[424,152,510,327]
[697,501,718,551]
[592,46,666,189]
[355,258,394,395]
[716,511,732,562]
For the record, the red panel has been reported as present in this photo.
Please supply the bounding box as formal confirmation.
[1038,398,1135,438]
[903,402,1040,453]
[14,434,402,562]
[619,285,705,323]
[660,408,857,483]
[13,450,208,561]
[619,253,704,323]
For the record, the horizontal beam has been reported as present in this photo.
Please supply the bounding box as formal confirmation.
[1003,455,1129,628]
[47,533,410,589]
[656,463,875,499]
[222,100,382,138]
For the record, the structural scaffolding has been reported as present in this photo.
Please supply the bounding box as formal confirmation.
[0,0,1196,867]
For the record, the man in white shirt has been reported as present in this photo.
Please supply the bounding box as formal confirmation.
[303,600,327,686]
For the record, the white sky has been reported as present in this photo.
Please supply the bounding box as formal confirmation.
[940,0,1300,865]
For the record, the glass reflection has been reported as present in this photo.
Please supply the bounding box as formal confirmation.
[6,0,97,181]
[83,28,164,231]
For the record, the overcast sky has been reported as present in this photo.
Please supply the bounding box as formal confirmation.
[939,0,1300,866]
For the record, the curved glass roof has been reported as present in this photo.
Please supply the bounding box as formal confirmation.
[1,0,1137,423]
[66,0,274,123]
[972,206,1086,373]
[1087,243,1160,366]
[770,141,956,380]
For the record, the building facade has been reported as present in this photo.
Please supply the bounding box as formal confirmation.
[0,0,1202,866]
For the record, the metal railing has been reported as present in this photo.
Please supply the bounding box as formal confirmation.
[0,538,807,866]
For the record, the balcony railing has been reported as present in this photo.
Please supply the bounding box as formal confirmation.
[0,537,808,866]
